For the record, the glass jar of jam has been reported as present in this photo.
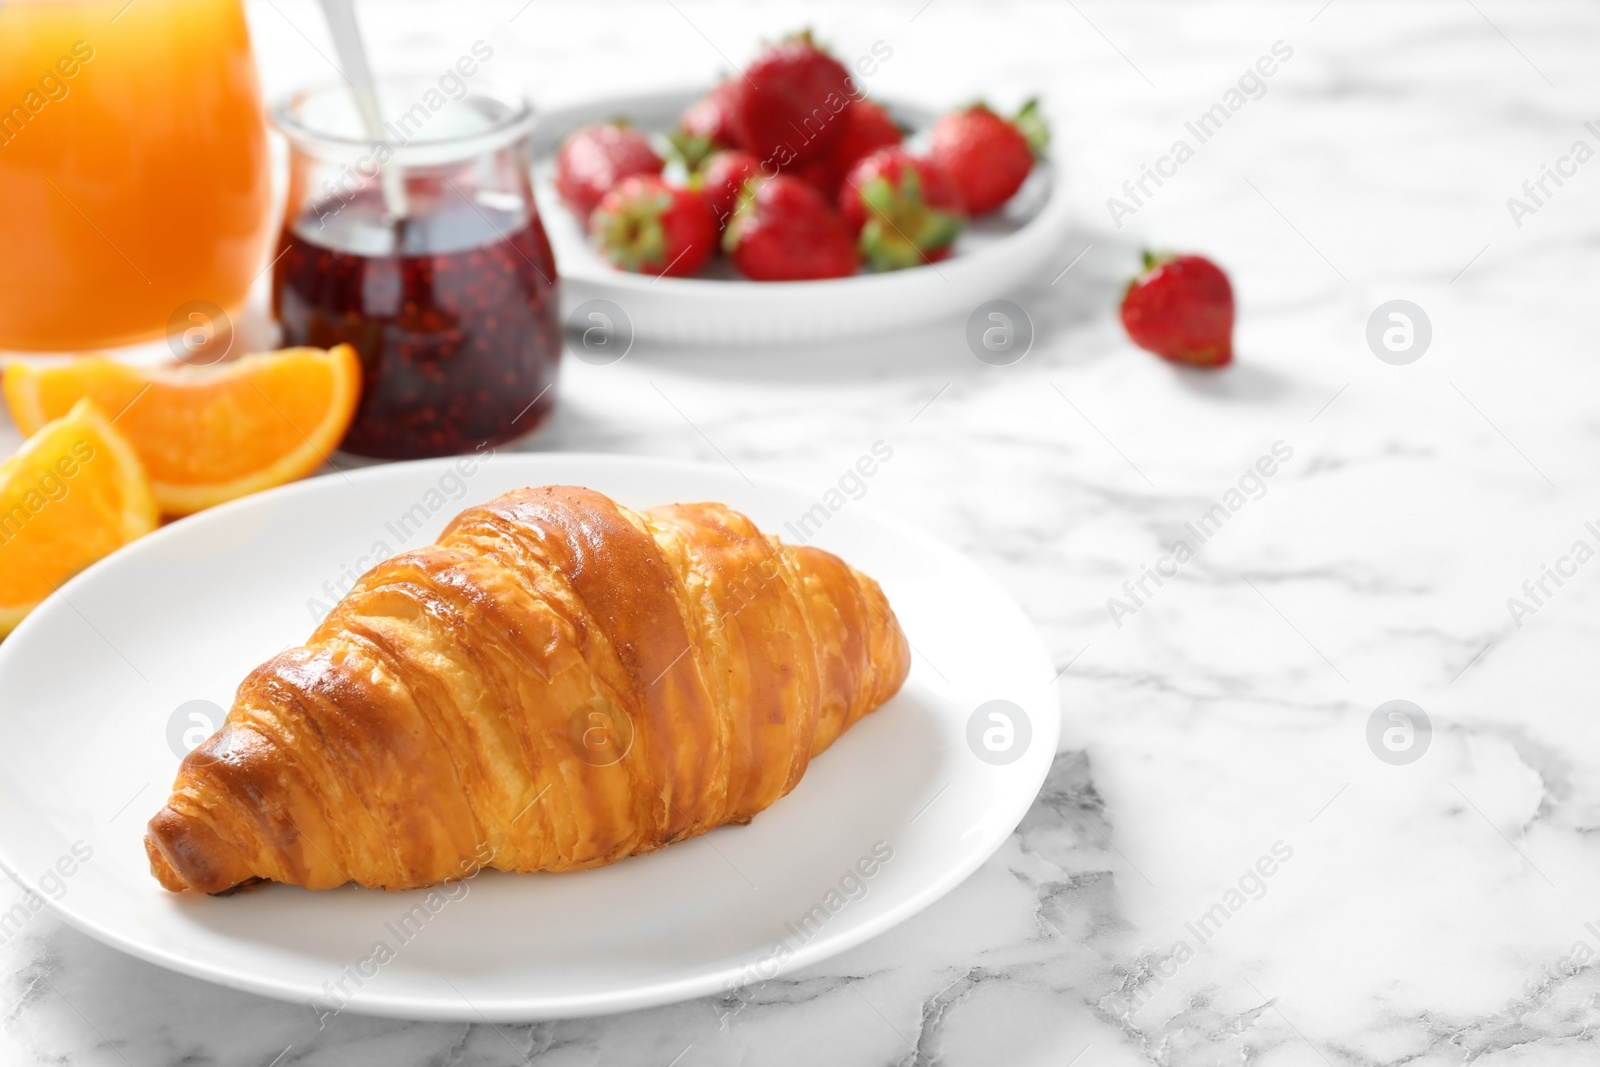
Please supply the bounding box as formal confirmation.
[271,78,559,459]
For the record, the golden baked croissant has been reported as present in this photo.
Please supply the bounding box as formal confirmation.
[146,485,910,893]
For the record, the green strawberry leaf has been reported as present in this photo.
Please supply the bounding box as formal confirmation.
[722,177,763,255]
[1014,98,1049,157]
[668,129,715,172]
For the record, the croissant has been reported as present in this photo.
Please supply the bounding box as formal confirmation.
[145,485,910,893]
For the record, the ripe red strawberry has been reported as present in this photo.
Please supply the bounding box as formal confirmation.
[731,33,855,166]
[1119,253,1234,368]
[838,147,965,271]
[671,79,740,170]
[927,100,1048,215]
[788,98,903,198]
[555,123,664,220]
[590,175,716,278]
[695,149,764,229]
[723,175,858,281]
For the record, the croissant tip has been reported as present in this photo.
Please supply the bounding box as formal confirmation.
[146,805,254,895]
[144,833,190,893]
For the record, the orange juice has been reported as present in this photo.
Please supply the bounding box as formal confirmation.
[0,0,272,351]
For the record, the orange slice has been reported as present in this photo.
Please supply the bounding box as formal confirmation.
[4,346,361,517]
[0,398,158,637]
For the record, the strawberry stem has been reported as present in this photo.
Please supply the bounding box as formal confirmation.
[721,177,763,256]
[668,129,714,172]
[1013,98,1049,156]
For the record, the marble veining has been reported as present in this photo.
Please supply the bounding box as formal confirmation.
[6,0,1600,1063]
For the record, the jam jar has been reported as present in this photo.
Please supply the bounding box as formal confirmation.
[271,79,558,459]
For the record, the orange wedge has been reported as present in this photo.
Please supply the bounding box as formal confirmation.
[4,346,361,517]
[0,398,158,637]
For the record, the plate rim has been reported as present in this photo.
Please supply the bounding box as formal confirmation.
[0,452,1060,1020]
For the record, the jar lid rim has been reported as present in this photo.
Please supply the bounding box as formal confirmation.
[272,78,535,162]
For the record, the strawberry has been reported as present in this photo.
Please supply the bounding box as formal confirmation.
[787,98,903,198]
[671,80,740,170]
[927,100,1048,216]
[555,122,664,220]
[731,33,855,166]
[723,175,858,281]
[1118,252,1234,368]
[590,175,716,278]
[838,147,965,271]
[695,149,764,229]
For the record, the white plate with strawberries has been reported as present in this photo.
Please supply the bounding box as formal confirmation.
[529,37,1068,345]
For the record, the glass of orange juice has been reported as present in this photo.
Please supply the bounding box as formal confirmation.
[0,0,272,353]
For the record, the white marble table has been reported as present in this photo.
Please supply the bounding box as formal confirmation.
[8,0,1600,1063]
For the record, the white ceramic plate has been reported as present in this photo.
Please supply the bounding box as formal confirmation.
[531,90,1071,345]
[0,454,1057,1021]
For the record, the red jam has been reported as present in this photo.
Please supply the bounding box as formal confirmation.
[272,185,560,459]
